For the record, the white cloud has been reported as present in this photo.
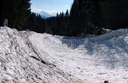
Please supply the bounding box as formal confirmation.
[65,5,69,7]
[31,6,43,13]
[44,10,58,14]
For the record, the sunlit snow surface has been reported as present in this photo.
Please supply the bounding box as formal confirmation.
[0,27,128,83]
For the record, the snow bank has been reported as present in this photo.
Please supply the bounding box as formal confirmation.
[0,27,82,83]
[29,28,128,83]
[1,27,128,83]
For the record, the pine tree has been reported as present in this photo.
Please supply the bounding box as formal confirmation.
[0,0,3,25]
[1,0,31,30]
[70,0,128,36]
[65,10,69,17]
[100,0,128,29]
[12,0,31,30]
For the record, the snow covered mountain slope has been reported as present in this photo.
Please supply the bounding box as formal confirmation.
[35,11,56,19]
[0,27,128,83]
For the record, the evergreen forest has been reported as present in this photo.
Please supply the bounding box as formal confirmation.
[0,0,128,36]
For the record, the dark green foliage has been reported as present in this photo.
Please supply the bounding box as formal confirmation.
[46,17,56,34]
[0,0,3,23]
[70,0,103,35]
[100,0,128,29]
[54,11,70,36]
[1,0,128,36]
[24,13,46,33]
[1,0,31,30]
[0,0,46,33]
[69,0,128,36]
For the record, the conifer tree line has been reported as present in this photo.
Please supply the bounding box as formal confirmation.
[50,0,128,36]
[0,0,46,33]
[69,0,128,36]
[54,10,70,35]
[1,0,128,36]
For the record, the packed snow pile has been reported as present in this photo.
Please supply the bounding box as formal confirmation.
[0,27,128,83]
[0,27,82,83]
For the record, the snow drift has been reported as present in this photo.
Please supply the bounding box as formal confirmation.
[0,27,81,83]
[0,27,128,83]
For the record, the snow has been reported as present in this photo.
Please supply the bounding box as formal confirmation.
[0,27,128,83]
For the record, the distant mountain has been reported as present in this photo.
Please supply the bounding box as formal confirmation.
[50,13,56,17]
[39,11,51,18]
[38,11,56,19]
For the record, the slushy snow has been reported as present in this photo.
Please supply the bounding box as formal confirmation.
[0,27,128,83]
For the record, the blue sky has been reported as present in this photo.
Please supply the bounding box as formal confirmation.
[30,0,73,14]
